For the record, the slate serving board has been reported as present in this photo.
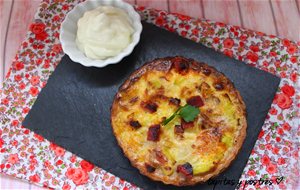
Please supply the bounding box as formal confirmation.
[23,22,280,190]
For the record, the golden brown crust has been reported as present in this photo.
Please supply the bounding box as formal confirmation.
[111,56,247,186]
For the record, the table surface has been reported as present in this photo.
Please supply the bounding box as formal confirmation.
[0,0,299,189]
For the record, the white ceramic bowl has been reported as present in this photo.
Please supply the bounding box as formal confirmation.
[60,0,142,67]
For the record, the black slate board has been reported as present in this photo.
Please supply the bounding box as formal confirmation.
[23,22,280,190]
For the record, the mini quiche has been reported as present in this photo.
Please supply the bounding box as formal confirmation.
[111,56,246,186]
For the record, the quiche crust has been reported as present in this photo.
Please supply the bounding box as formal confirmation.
[111,56,247,186]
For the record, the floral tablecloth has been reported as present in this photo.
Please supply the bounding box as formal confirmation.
[0,0,299,189]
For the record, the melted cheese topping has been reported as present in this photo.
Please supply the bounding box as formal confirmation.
[112,64,244,180]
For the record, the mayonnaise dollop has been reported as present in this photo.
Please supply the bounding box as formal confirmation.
[76,6,134,60]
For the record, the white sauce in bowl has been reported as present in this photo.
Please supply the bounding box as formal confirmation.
[76,6,134,60]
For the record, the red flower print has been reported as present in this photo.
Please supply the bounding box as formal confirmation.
[43,62,50,69]
[258,130,264,138]
[269,51,277,56]
[281,84,295,97]
[1,98,9,105]
[30,76,40,86]
[11,140,18,147]
[29,174,40,183]
[175,13,191,21]
[66,168,76,179]
[22,41,28,48]
[19,82,25,89]
[0,138,4,148]
[261,155,270,165]
[279,183,286,189]
[250,45,259,52]
[278,158,285,165]
[49,143,65,156]
[292,150,299,158]
[52,44,62,54]
[8,153,19,164]
[216,22,225,27]
[80,160,94,172]
[44,160,50,168]
[136,6,145,11]
[290,56,297,63]
[62,4,69,10]
[29,164,35,171]
[24,129,30,135]
[240,35,247,41]
[213,37,219,44]
[280,72,286,78]
[223,49,233,57]
[42,81,47,88]
[276,138,282,145]
[247,170,256,176]
[274,93,293,109]
[35,31,48,41]
[246,51,259,62]
[277,128,284,135]
[12,120,19,126]
[266,163,277,174]
[14,61,24,71]
[30,23,46,34]
[272,146,279,154]
[265,144,272,150]
[262,61,269,67]
[56,160,63,165]
[287,45,297,55]
[282,123,291,131]
[36,59,43,65]
[109,176,116,183]
[269,107,277,115]
[282,39,291,47]
[184,25,190,30]
[223,38,234,49]
[62,183,71,190]
[181,31,187,37]
[34,133,44,142]
[23,107,30,114]
[290,72,297,82]
[29,87,39,97]
[191,28,199,36]
[14,74,22,81]
[70,155,76,163]
[52,15,60,22]
[66,168,89,186]
[54,146,66,157]
[155,16,166,26]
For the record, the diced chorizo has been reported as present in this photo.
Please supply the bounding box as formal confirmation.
[129,120,141,129]
[154,149,167,164]
[169,97,181,106]
[174,124,184,134]
[177,162,193,177]
[145,163,156,173]
[202,67,211,76]
[181,119,194,129]
[173,57,189,74]
[141,101,158,113]
[147,125,161,141]
[214,82,224,90]
[187,96,204,107]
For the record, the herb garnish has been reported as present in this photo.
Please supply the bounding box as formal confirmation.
[162,104,200,126]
